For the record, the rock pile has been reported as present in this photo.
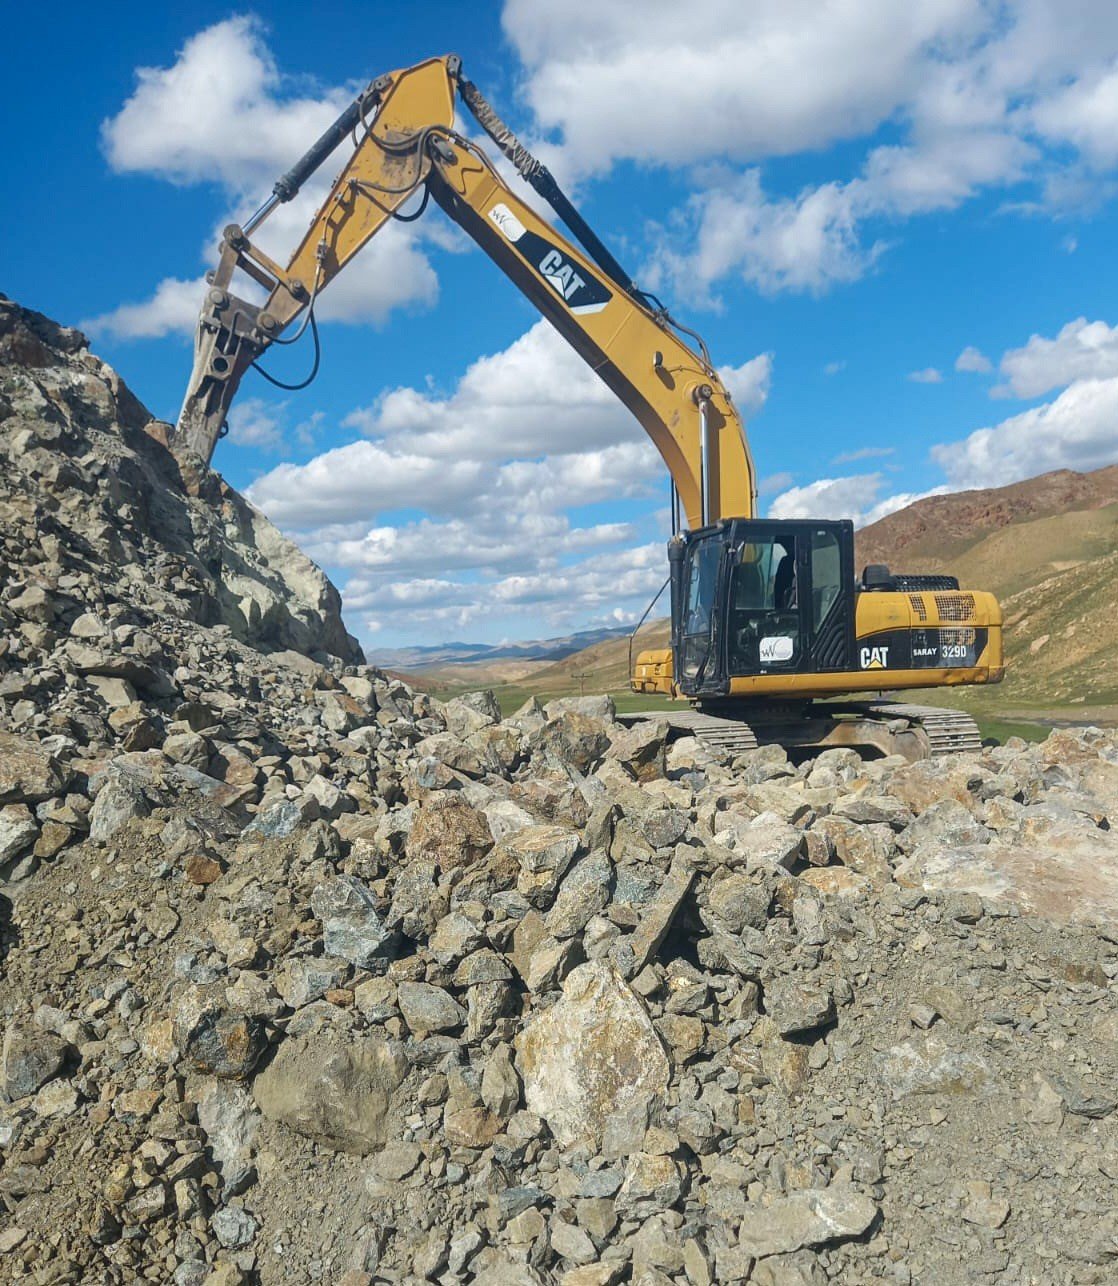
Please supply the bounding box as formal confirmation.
[1,304,1117,1285]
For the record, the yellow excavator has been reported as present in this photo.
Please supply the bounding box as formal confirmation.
[173,55,1003,760]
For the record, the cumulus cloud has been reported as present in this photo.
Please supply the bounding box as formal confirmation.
[649,171,882,300]
[994,317,1118,398]
[907,367,944,384]
[932,375,1118,488]
[345,542,669,636]
[91,18,437,342]
[245,321,768,638]
[82,276,204,341]
[503,0,983,176]
[767,473,947,528]
[508,1,1118,297]
[102,17,350,188]
[955,345,993,373]
[225,397,286,451]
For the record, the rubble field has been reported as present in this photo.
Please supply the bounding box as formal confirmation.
[1,298,1116,1286]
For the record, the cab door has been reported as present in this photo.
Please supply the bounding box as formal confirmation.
[724,521,855,678]
[676,533,730,696]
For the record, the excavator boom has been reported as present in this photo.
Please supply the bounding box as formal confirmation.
[173,54,756,532]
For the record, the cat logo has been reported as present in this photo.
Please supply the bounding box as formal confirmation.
[860,645,890,670]
[539,249,587,302]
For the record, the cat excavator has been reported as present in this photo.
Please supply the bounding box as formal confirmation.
[173,55,1003,760]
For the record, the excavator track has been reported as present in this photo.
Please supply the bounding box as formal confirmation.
[621,708,760,756]
[862,702,984,756]
[620,700,983,761]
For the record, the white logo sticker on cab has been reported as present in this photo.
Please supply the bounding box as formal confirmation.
[760,636,794,663]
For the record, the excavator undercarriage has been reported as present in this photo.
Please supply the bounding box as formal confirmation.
[620,700,982,763]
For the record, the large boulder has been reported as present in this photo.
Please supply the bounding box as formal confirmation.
[516,962,669,1150]
[253,1033,406,1155]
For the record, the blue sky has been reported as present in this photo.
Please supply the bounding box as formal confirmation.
[7,2,1118,650]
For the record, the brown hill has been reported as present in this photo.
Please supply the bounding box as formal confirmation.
[855,465,1118,573]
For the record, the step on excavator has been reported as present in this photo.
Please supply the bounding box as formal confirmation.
[173,55,1004,762]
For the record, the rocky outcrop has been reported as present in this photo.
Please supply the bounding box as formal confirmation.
[0,295,360,663]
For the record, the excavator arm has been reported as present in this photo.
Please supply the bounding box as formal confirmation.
[173,54,757,530]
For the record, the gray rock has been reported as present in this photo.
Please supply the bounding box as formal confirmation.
[311,875,394,967]
[397,981,467,1033]
[88,770,150,843]
[275,957,348,1009]
[764,978,836,1036]
[196,1079,259,1193]
[0,732,66,803]
[244,798,307,839]
[615,1151,686,1219]
[253,1033,406,1155]
[878,1034,991,1098]
[172,984,267,1080]
[481,1044,521,1118]
[0,804,38,864]
[1,1019,69,1100]
[210,1205,258,1249]
[544,851,614,939]
[736,1184,877,1258]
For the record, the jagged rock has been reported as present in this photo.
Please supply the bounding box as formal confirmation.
[516,962,669,1149]
[196,1080,259,1193]
[172,985,267,1079]
[1,1020,70,1100]
[408,795,494,869]
[0,804,38,865]
[606,720,668,783]
[764,978,836,1036]
[0,732,66,803]
[311,875,394,967]
[253,1033,406,1155]
[88,771,150,842]
[397,981,467,1033]
[735,1184,878,1258]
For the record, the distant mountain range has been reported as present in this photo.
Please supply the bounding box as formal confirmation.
[368,624,634,672]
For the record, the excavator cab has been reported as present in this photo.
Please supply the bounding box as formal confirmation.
[673,519,857,697]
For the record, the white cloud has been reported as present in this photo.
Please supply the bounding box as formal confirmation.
[823,360,846,376]
[507,1,1118,298]
[1031,63,1118,169]
[955,345,993,373]
[503,0,982,176]
[932,375,1118,488]
[757,471,795,496]
[343,321,638,462]
[226,397,286,451]
[345,542,669,635]
[101,17,349,188]
[720,353,773,415]
[244,318,767,641]
[908,367,944,384]
[767,472,947,528]
[994,317,1118,398]
[82,276,204,341]
[650,171,882,300]
[93,18,437,342]
[246,441,487,528]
